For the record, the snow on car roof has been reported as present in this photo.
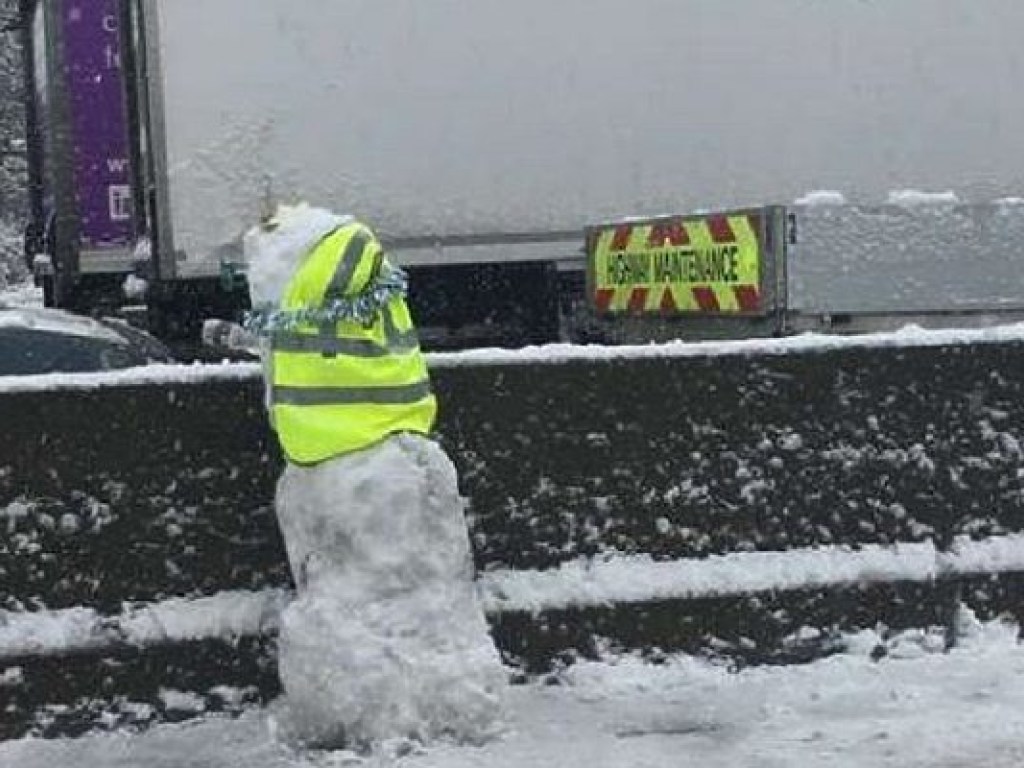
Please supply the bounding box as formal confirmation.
[0,305,128,345]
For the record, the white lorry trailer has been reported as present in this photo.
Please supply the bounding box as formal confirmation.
[16,0,1024,349]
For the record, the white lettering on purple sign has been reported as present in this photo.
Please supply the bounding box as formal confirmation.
[104,44,120,70]
[103,14,120,69]
[108,185,132,222]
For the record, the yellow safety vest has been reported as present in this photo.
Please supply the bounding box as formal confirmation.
[269,222,436,465]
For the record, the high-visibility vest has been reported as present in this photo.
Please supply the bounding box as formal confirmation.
[269,222,436,465]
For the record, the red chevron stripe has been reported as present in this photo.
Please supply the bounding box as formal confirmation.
[734,285,761,312]
[659,286,678,314]
[692,286,720,312]
[611,225,634,251]
[648,220,689,247]
[627,287,649,314]
[594,288,616,314]
[708,215,736,243]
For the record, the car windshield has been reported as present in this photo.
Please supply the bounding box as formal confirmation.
[0,326,151,375]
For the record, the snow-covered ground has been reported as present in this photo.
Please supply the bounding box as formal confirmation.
[0,280,42,308]
[3,618,1024,768]
[6,209,1024,765]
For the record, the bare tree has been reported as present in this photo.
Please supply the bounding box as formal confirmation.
[1,0,26,216]
[0,0,27,287]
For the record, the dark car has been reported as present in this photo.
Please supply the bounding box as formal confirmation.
[0,305,176,375]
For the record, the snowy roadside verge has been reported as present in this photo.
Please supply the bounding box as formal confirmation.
[4,614,1024,768]
[4,536,1022,662]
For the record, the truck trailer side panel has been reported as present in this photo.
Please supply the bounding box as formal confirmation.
[146,0,1024,272]
[789,202,1024,314]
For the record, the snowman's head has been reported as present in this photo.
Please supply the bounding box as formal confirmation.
[243,203,354,309]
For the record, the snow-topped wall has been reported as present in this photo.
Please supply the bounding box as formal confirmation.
[5,336,1024,735]
[2,338,1024,612]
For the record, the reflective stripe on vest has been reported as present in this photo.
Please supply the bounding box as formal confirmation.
[274,378,432,407]
[271,306,420,357]
[283,225,378,309]
[324,229,375,300]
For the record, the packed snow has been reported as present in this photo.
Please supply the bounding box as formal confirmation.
[5,533,1024,665]
[269,435,506,750]
[793,190,847,206]
[0,360,260,394]
[4,617,1024,768]
[0,590,289,661]
[242,204,354,309]
[886,189,960,207]
[122,274,149,301]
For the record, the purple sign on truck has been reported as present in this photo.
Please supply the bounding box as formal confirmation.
[62,0,134,249]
